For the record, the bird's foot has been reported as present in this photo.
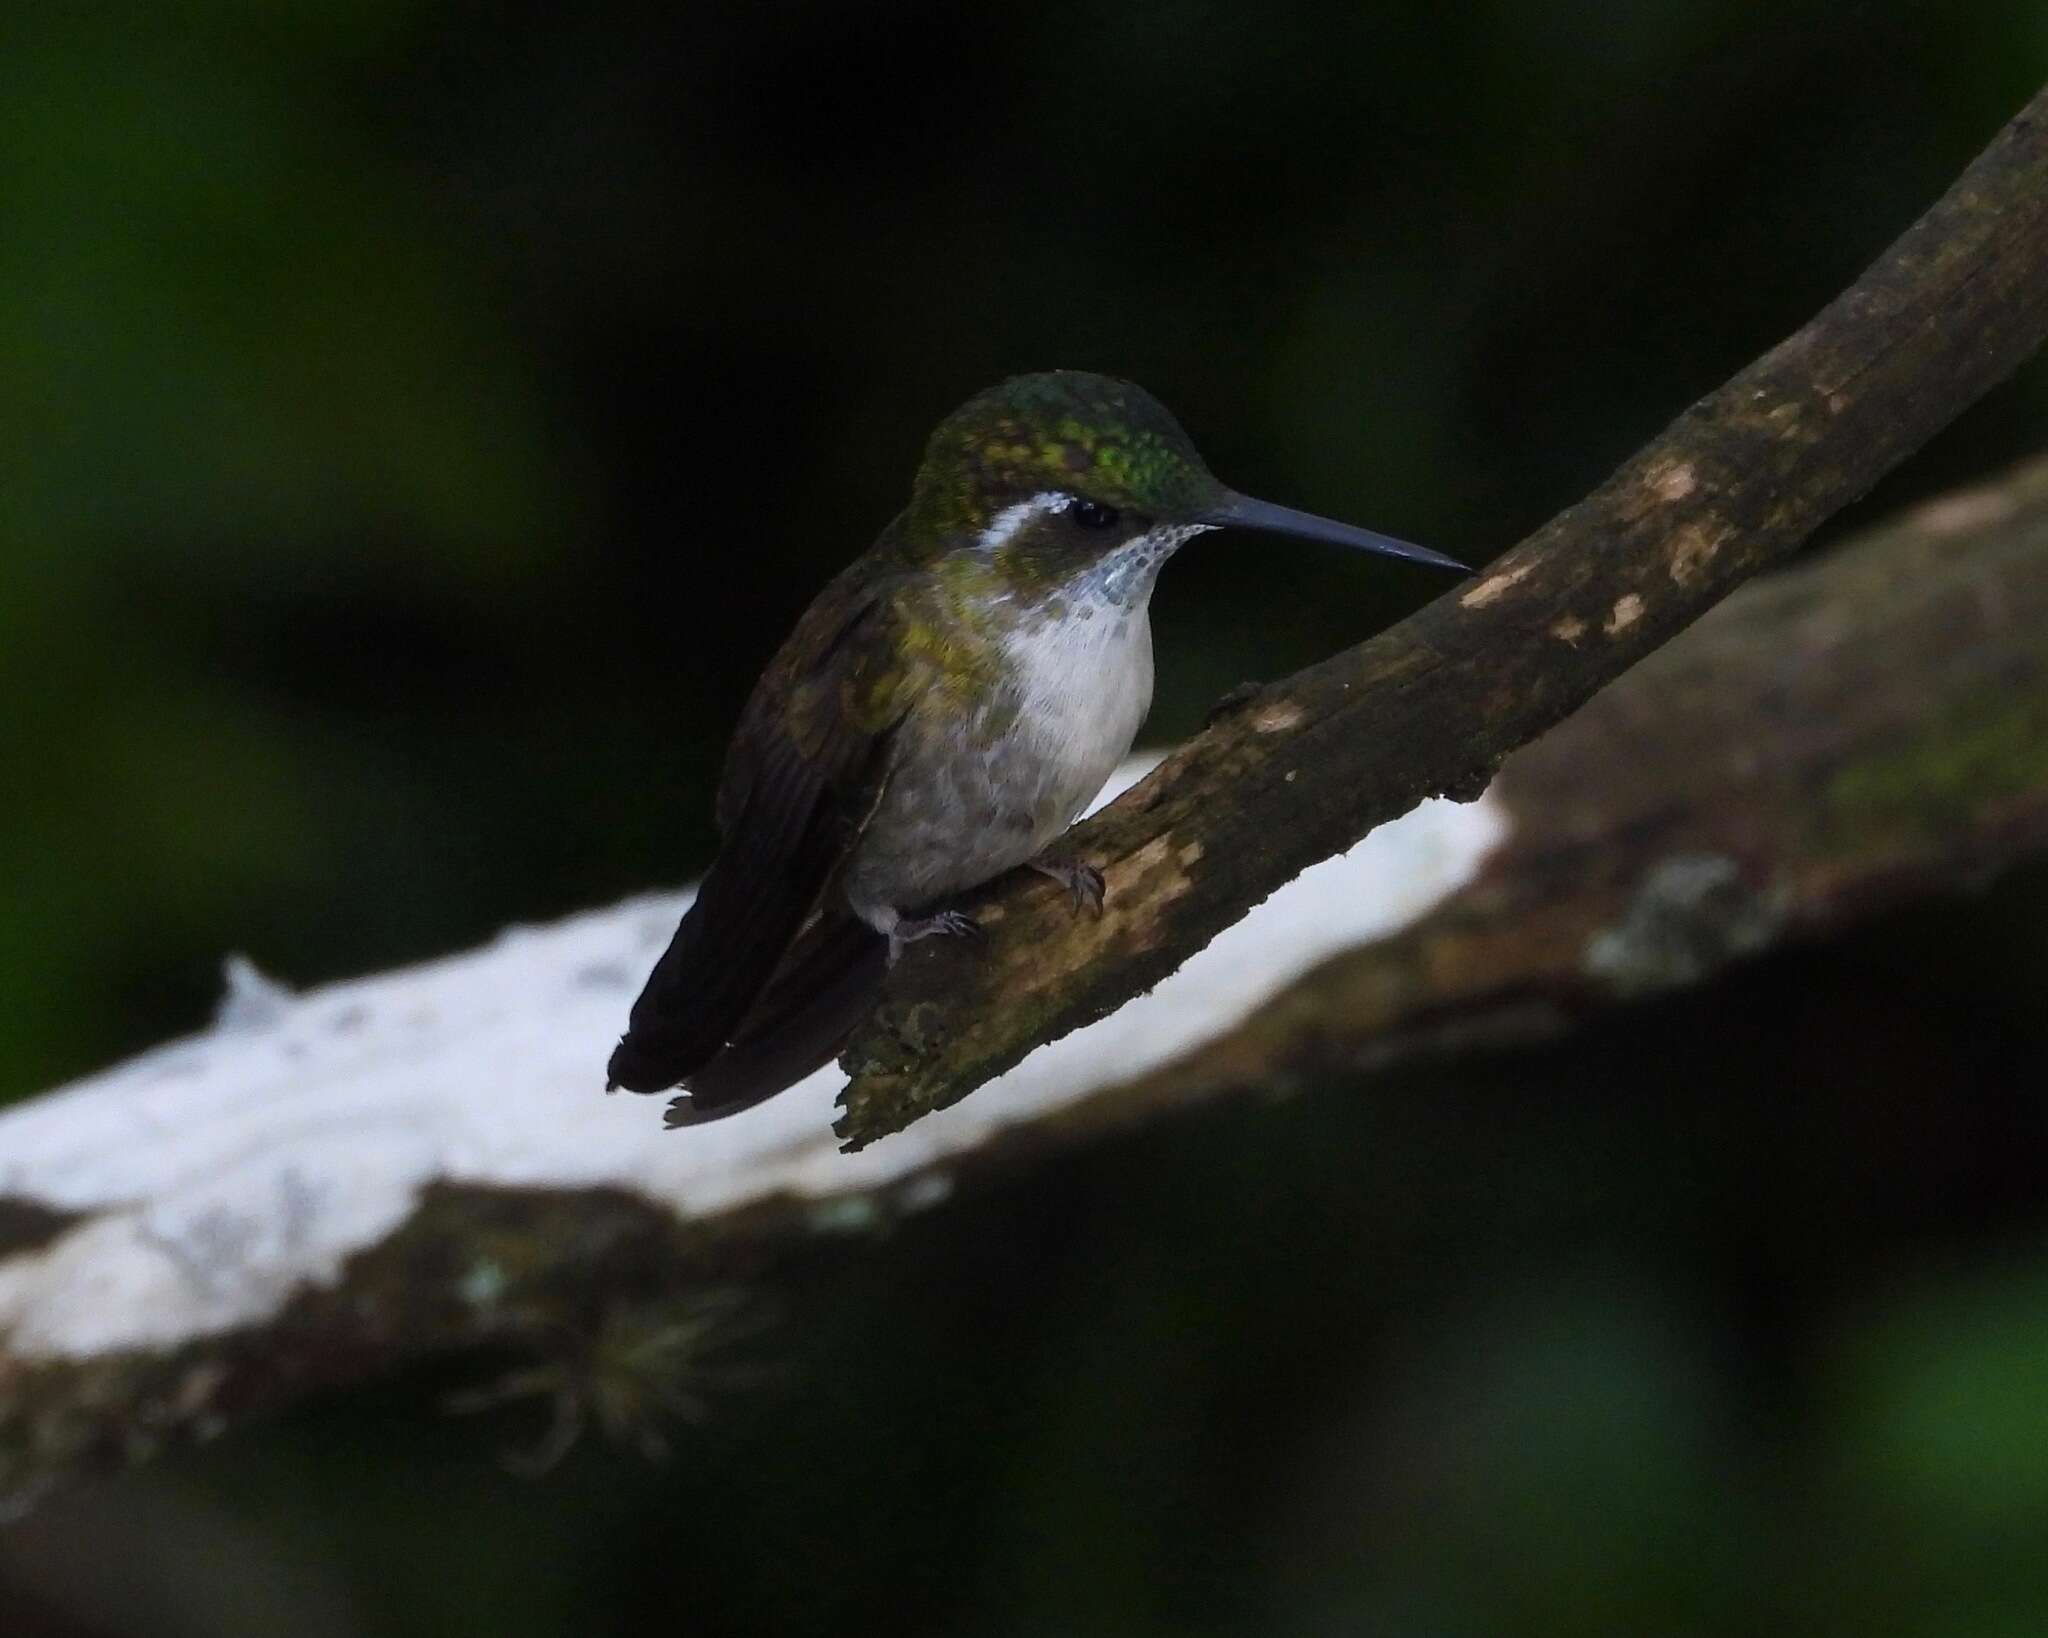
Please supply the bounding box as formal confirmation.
[887,907,982,962]
[1030,854,1106,917]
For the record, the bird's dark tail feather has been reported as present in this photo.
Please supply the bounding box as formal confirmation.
[664,913,887,1126]
[606,861,786,1095]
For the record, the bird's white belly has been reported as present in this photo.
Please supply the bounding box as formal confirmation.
[841,599,1154,920]
[1001,601,1154,835]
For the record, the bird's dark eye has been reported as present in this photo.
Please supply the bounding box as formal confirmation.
[1071,499,1120,530]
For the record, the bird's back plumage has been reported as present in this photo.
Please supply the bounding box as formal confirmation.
[606,553,919,1106]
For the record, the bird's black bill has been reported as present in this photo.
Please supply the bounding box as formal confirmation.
[1202,491,1469,573]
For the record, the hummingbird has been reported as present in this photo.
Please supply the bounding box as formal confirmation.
[607,371,1466,1125]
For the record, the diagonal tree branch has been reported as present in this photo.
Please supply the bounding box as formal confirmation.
[5,455,2048,1516]
[835,82,2048,1149]
[1107,459,2048,1110]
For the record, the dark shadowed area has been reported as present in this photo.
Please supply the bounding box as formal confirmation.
[4,1,2047,1633]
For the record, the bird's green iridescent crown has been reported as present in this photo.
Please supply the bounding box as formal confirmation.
[907,371,1226,536]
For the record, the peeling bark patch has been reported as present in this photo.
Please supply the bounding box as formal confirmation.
[1551,615,1588,645]
[1110,832,1175,881]
[1459,560,1534,608]
[1668,524,1722,585]
[1105,835,1195,929]
[1605,594,1646,636]
[1645,459,1698,502]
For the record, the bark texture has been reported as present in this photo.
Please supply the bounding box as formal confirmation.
[835,82,2048,1148]
[1108,460,2048,1113]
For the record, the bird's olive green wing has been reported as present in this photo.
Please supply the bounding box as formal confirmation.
[606,571,919,1097]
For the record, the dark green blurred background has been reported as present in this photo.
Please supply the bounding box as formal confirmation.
[6,3,2048,1634]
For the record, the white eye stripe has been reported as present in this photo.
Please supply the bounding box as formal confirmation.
[976,491,1073,551]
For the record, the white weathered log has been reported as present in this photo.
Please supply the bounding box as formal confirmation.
[0,769,1504,1363]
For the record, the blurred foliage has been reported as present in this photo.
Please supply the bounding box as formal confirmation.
[3,1,2048,1634]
